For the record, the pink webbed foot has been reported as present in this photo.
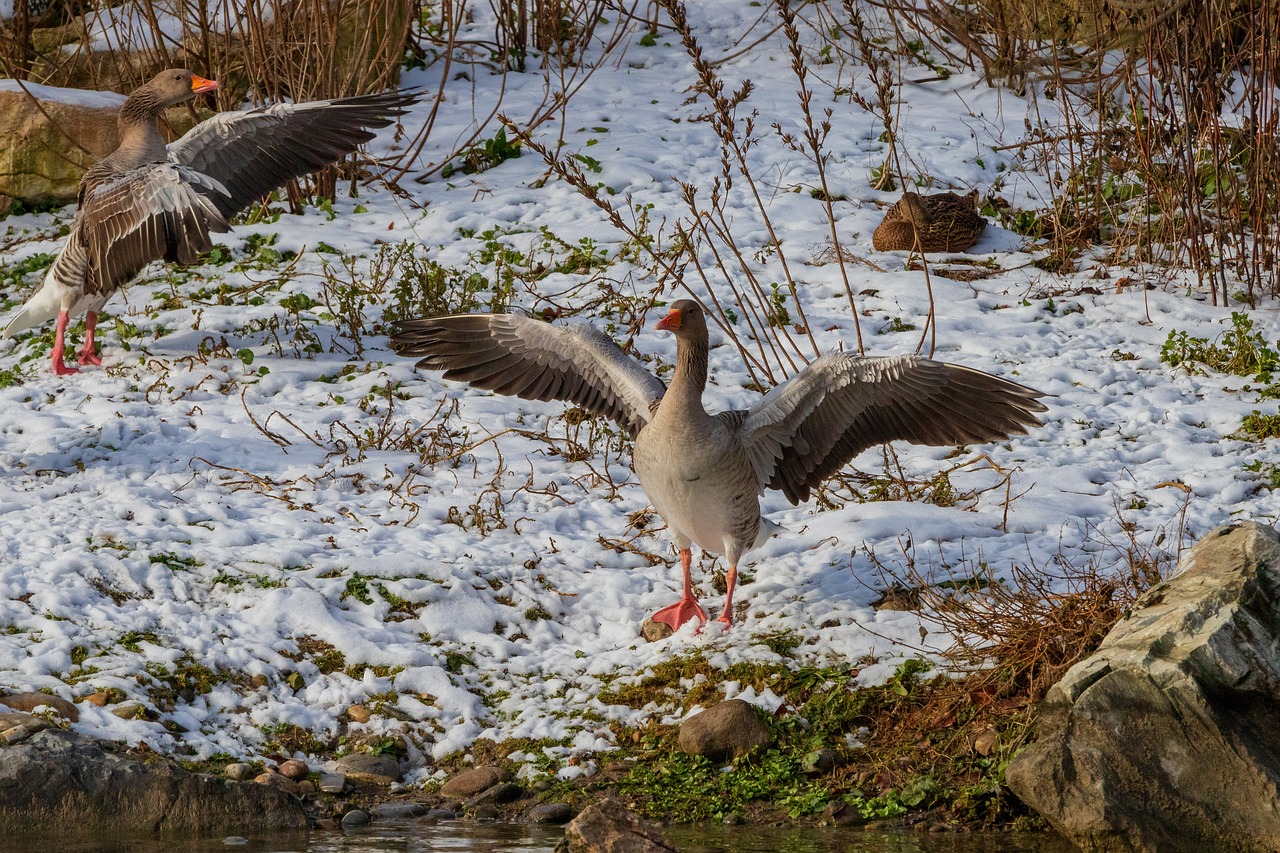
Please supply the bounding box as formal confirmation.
[651,597,708,631]
[76,348,102,367]
[52,359,80,376]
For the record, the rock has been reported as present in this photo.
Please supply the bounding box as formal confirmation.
[802,748,838,774]
[296,780,316,795]
[822,800,867,827]
[1007,521,1280,853]
[439,766,512,798]
[556,798,678,853]
[80,692,111,707]
[640,619,673,642]
[253,772,299,794]
[111,702,147,720]
[313,817,340,830]
[373,802,425,818]
[0,724,36,745]
[467,781,523,807]
[0,82,126,205]
[0,728,306,835]
[334,753,401,785]
[278,759,309,781]
[0,691,80,722]
[425,808,458,820]
[222,836,249,846]
[319,772,347,793]
[285,672,306,692]
[677,699,770,762]
[472,804,499,821]
[223,763,254,782]
[249,674,269,689]
[347,704,372,723]
[529,802,573,824]
[340,809,370,828]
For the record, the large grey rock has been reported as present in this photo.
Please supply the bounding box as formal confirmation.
[334,752,401,785]
[1007,521,1280,852]
[677,699,770,762]
[439,766,511,798]
[555,798,677,853]
[0,728,306,836]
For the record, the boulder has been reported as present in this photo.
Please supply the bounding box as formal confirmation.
[439,765,511,798]
[1007,521,1280,852]
[0,691,80,722]
[677,699,770,762]
[0,80,124,206]
[555,798,677,853]
[0,727,306,836]
[529,802,574,824]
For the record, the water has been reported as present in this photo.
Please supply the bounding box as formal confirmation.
[7,821,1076,853]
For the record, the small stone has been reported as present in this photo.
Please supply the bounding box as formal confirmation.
[439,766,512,798]
[254,772,300,794]
[81,692,111,707]
[0,724,35,745]
[319,772,347,793]
[347,704,372,723]
[285,672,305,692]
[528,802,573,824]
[471,805,499,821]
[249,674,269,689]
[374,802,426,818]
[531,778,553,792]
[278,758,309,780]
[424,808,457,820]
[112,702,147,720]
[822,799,867,827]
[222,837,249,846]
[0,691,80,722]
[334,753,401,785]
[466,781,523,807]
[722,812,744,825]
[678,699,771,762]
[802,748,838,774]
[340,809,371,828]
[313,818,340,831]
[296,780,316,794]
[224,762,255,781]
[640,618,673,642]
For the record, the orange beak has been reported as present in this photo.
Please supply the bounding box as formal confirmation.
[190,74,220,95]
[655,307,682,332]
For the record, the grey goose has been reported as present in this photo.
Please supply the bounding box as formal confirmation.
[3,69,418,374]
[392,300,1048,632]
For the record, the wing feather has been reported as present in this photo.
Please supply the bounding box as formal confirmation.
[168,90,419,219]
[391,314,667,437]
[735,353,1047,503]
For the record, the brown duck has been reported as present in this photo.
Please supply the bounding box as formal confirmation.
[872,190,987,252]
[393,300,1046,631]
[2,69,418,375]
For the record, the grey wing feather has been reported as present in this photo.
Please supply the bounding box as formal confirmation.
[80,164,231,297]
[167,90,419,219]
[391,314,667,437]
[735,353,1047,503]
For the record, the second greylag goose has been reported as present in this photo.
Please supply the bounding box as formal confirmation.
[872,190,987,253]
[2,69,418,374]
[392,300,1047,631]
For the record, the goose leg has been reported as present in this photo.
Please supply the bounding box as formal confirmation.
[651,548,707,630]
[50,310,79,376]
[714,565,738,626]
[76,311,102,366]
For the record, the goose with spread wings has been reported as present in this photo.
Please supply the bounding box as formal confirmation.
[392,300,1047,632]
[2,69,418,374]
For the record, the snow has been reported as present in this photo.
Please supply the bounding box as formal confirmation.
[0,0,1276,778]
[0,79,126,109]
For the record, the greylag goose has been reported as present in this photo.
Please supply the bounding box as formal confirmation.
[392,300,1047,631]
[2,69,418,374]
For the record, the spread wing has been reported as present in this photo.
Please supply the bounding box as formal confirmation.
[733,353,1047,503]
[391,313,667,438]
[167,89,419,219]
[79,164,231,297]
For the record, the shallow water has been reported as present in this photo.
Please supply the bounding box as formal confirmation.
[11,821,1076,853]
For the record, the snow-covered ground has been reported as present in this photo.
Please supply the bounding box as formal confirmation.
[0,1,1276,782]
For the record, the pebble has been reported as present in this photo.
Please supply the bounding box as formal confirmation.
[640,618,674,642]
[471,805,499,821]
[224,763,255,781]
[0,692,80,722]
[296,780,316,794]
[253,772,299,794]
[802,748,838,774]
[285,672,306,692]
[424,808,458,820]
[528,802,573,824]
[249,674,269,689]
[347,705,372,723]
[373,803,426,819]
[313,818,340,831]
[278,759,309,780]
[81,692,112,707]
[466,782,522,806]
[340,809,371,828]
[319,772,347,793]
[222,837,249,846]
[439,766,511,798]
[112,702,147,720]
